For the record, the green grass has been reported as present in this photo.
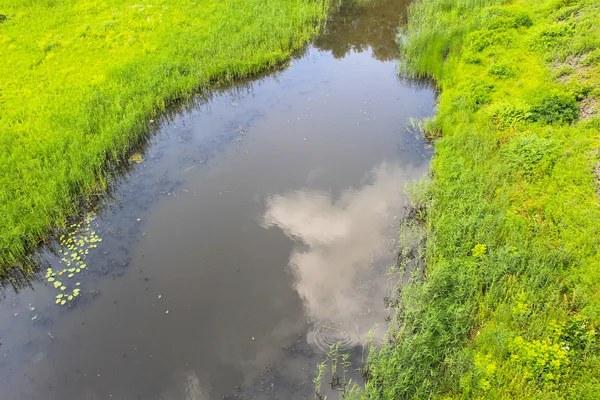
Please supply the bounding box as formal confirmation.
[356,0,600,398]
[0,0,329,279]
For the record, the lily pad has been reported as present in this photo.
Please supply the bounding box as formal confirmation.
[129,153,145,164]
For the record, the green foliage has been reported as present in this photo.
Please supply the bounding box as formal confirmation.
[529,92,579,124]
[472,243,487,258]
[0,0,330,276]
[362,0,600,398]
[531,22,575,52]
[489,63,516,79]
[514,12,534,28]
[398,0,506,79]
[582,49,600,66]
[510,336,570,384]
[504,134,560,178]
[484,7,533,30]
[490,101,532,130]
[469,81,495,109]
[314,343,358,400]
[469,29,515,53]
[552,313,597,353]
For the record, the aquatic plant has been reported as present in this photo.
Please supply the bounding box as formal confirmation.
[314,342,359,400]
[44,212,100,306]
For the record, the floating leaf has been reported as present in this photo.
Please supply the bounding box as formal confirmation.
[68,274,74,278]
[165,310,169,314]
[56,299,61,304]
[76,282,81,286]
[68,295,73,301]
[56,294,63,298]
[76,268,81,273]
[48,277,55,282]
[61,300,66,305]
[60,286,66,291]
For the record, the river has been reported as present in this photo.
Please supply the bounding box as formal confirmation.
[0,0,434,398]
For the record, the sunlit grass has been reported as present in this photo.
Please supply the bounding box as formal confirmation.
[0,0,330,276]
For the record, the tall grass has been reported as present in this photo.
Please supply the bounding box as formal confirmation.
[360,0,600,397]
[0,0,330,278]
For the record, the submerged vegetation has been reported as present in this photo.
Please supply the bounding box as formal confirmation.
[0,0,329,279]
[359,0,600,398]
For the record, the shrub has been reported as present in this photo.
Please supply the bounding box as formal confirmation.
[514,12,534,28]
[529,92,579,124]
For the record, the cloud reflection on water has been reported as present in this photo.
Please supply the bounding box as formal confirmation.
[263,163,409,350]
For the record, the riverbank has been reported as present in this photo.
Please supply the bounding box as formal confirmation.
[0,0,329,279]
[363,0,600,398]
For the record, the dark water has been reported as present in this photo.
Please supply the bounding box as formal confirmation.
[0,1,434,399]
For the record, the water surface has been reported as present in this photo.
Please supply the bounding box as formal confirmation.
[0,1,434,398]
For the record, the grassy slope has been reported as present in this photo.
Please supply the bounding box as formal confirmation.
[0,0,328,276]
[362,0,600,398]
